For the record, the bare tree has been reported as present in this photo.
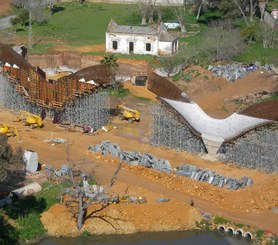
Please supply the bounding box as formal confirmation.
[233,0,249,26]
[157,7,163,24]
[147,0,156,24]
[138,1,148,25]
[260,22,277,48]
[48,142,123,230]
[161,54,183,77]
[197,22,246,63]
[195,0,203,20]
[172,5,186,33]
[61,162,122,230]
[250,0,253,22]
[259,0,268,22]
[168,0,190,33]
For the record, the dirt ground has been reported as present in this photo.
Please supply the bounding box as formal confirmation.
[1,74,278,236]
[174,65,278,118]
[0,3,278,235]
[0,0,11,16]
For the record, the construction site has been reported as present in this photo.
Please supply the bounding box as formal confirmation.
[0,38,278,242]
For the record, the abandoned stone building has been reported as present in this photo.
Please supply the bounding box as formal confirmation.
[105,20,179,56]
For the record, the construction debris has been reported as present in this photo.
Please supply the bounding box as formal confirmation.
[88,141,172,173]
[224,91,272,105]
[44,138,67,144]
[156,198,171,203]
[208,62,277,82]
[176,164,253,190]
[89,141,253,190]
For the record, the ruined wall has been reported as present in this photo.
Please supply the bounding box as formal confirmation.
[28,53,101,69]
[28,53,148,75]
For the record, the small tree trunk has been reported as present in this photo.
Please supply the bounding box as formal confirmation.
[148,14,154,24]
[250,0,253,22]
[77,192,85,230]
[157,9,162,24]
[180,24,186,33]
[141,16,147,25]
[259,1,266,22]
[28,10,33,50]
[196,3,202,20]
[233,0,249,26]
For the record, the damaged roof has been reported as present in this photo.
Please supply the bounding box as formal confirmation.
[107,19,177,41]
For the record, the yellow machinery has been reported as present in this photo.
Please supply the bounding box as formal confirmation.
[15,110,43,129]
[117,105,140,123]
[0,124,18,137]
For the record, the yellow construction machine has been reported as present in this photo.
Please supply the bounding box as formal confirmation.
[14,110,43,129]
[117,105,140,123]
[0,124,18,137]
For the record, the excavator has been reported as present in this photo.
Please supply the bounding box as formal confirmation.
[14,110,43,129]
[0,124,18,137]
[117,105,140,123]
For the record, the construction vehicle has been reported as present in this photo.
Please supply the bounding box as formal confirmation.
[0,124,18,137]
[117,105,140,123]
[14,110,43,129]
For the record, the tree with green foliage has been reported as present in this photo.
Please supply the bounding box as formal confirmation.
[0,135,13,183]
[12,0,59,48]
[10,9,29,31]
[260,21,277,48]
[0,135,23,183]
[100,54,120,93]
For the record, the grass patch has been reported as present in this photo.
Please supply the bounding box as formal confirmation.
[134,96,152,101]
[213,216,229,224]
[81,230,91,237]
[236,41,278,66]
[11,3,140,45]
[29,43,55,55]
[221,105,229,112]
[102,88,130,97]
[1,181,70,242]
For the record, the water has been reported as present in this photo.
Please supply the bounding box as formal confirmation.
[36,230,250,245]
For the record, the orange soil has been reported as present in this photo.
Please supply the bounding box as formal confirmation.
[1,83,277,236]
[0,0,12,16]
[174,65,278,118]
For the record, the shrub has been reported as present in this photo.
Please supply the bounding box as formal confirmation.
[213,216,229,224]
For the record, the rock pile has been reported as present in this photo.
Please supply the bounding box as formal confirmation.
[88,141,172,173]
[208,62,276,82]
[88,141,254,190]
[176,164,253,190]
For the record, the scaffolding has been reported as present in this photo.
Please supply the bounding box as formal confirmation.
[219,128,278,173]
[151,105,206,153]
[0,73,110,130]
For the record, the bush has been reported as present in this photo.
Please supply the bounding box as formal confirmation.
[213,216,229,224]
[241,26,257,43]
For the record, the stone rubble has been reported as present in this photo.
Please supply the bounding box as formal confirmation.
[88,141,253,190]
[208,62,277,82]
[176,164,253,190]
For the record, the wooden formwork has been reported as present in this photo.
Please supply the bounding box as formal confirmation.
[2,64,103,110]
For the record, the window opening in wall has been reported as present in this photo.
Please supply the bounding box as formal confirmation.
[146,43,151,51]
[113,41,118,50]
